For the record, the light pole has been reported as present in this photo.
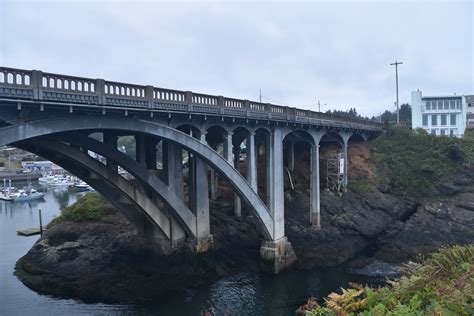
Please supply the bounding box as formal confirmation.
[317,100,327,112]
[390,60,403,124]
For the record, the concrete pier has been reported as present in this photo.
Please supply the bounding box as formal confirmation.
[260,237,297,274]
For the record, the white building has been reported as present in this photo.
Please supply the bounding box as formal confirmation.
[466,95,474,128]
[412,90,467,137]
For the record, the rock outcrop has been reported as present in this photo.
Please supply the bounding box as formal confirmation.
[15,145,474,303]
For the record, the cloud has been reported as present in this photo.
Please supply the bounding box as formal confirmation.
[0,0,472,117]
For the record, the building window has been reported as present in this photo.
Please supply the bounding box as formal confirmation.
[426,101,431,110]
[450,114,456,126]
[441,129,446,136]
[456,100,461,109]
[431,115,438,126]
[444,101,449,109]
[450,100,455,109]
[450,129,454,137]
[438,101,443,110]
[431,129,437,136]
[422,114,428,126]
[441,114,447,126]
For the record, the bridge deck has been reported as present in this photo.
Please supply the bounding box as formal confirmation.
[0,66,382,132]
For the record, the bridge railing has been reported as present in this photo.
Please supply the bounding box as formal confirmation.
[0,67,32,87]
[0,66,382,130]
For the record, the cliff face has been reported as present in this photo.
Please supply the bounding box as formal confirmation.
[15,143,474,303]
[285,166,474,268]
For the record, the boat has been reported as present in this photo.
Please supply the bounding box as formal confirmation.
[38,174,55,183]
[11,189,46,202]
[0,190,13,201]
[49,179,74,187]
[39,173,75,187]
[0,179,15,201]
[74,181,93,192]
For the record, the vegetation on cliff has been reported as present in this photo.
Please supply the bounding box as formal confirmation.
[53,193,109,223]
[297,244,474,315]
[368,126,474,196]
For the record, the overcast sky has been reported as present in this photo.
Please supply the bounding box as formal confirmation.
[0,0,472,117]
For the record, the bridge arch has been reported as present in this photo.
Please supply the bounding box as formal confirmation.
[17,139,169,241]
[0,116,274,240]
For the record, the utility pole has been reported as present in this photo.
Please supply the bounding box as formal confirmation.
[390,60,403,124]
[259,88,262,103]
[318,100,320,112]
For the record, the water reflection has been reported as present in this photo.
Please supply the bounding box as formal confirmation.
[50,187,71,210]
[1,181,367,316]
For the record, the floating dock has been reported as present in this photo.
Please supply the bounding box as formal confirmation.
[16,227,44,236]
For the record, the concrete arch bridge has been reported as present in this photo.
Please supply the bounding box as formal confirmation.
[0,67,382,273]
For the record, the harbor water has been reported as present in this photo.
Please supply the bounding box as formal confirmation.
[1,181,370,316]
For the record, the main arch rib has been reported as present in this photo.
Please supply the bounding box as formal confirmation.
[0,116,274,240]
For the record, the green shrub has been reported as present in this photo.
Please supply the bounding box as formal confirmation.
[57,193,107,222]
[348,179,375,193]
[368,126,474,196]
[304,244,474,316]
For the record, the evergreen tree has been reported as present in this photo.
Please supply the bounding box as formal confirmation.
[399,103,412,124]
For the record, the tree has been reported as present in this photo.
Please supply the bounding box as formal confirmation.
[399,103,412,125]
[380,110,396,123]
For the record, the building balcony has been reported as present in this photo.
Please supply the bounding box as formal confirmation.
[421,107,462,113]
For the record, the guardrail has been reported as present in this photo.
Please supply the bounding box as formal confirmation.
[0,66,382,131]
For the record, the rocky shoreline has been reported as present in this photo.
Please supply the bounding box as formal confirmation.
[15,159,474,303]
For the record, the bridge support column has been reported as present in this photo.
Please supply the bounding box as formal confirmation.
[269,128,284,239]
[260,128,296,274]
[210,169,218,200]
[343,143,348,191]
[163,141,186,248]
[224,131,241,216]
[189,133,213,253]
[135,134,146,166]
[287,141,295,172]
[103,132,118,173]
[224,131,233,163]
[191,157,213,252]
[310,144,321,228]
[265,132,273,207]
[233,145,242,217]
[144,137,158,170]
[209,143,219,200]
[247,132,257,192]
[339,132,351,192]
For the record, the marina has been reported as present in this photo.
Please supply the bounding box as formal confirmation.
[1,178,46,203]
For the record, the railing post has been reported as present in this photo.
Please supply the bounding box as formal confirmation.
[185,91,193,104]
[31,70,43,100]
[186,91,193,112]
[217,96,224,106]
[96,79,105,105]
[146,85,154,108]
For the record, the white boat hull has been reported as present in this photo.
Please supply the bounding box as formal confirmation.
[12,192,46,202]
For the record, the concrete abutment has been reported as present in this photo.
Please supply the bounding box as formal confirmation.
[260,237,297,274]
